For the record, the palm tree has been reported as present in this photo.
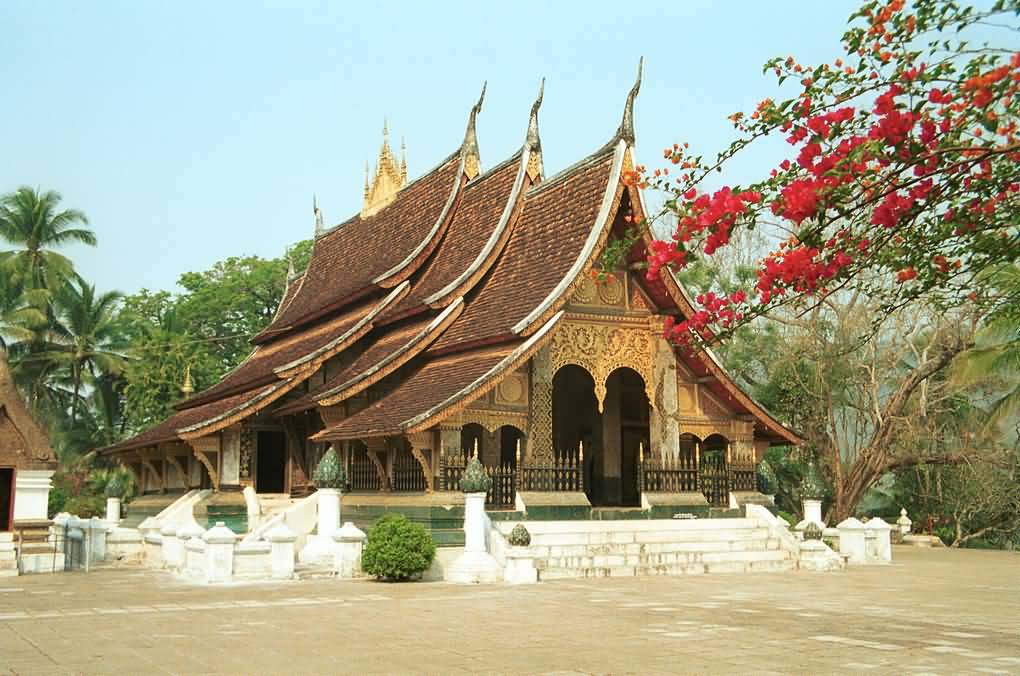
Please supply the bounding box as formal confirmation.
[0,187,96,293]
[0,271,45,349]
[954,264,1020,430]
[50,280,127,427]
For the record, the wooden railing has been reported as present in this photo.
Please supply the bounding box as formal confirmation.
[391,447,427,492]
[439,453,517,510]
[349,447,380,491]
[638,452,699,493]
[518,452,583,493]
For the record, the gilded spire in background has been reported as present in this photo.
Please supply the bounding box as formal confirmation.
[362,119,407,218]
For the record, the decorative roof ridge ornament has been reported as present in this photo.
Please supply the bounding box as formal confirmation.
[461,82,486,180]
[313,194,325,237]
[362,119,408,218]
[286,255,296,281]
[180,364,194,398]
[612,57,643,147]
[525,78,545,181]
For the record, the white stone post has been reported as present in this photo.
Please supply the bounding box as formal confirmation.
[266,524,297,580]
[202,522,237,583]
[105,497,122,525]
[446,492,502,583]
[503,546,537,584]
[160,523,183,570]
[836,517,868,564]
[897,507,912,536]
[333,522,366,578]
[864,517,892,563]
[317,488,341,539]
[179,522,206,579]
[12,469,55,521]
[298,488,342,564]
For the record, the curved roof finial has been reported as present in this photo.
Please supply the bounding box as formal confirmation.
[313,194,324,237]
[615,57,643,145]
[461,81,486,179]
[526,78,545,153]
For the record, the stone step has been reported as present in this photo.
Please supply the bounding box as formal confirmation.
[527,527,773,548]
[538,549,794,580]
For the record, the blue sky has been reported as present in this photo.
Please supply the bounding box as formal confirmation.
[1,1,857,295]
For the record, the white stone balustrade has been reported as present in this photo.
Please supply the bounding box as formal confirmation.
[160,523,183,570]
[864,517,892,563]
[202,522,236,583]
[105,497,121,525]
[836,517,867,564]
[333,522,366,579]
[503,546,537,584]
[267,524,298,579]
[298,488,341,565]
[446,491,502,584]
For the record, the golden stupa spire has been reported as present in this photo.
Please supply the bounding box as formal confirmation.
[180,365,194,398]
[362,118,407,218]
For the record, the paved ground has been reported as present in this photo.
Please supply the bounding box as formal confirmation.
[1,546,1018,675]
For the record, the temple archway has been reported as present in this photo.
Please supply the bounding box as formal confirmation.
[551,364,647,507]
[700,433,731,506]
[498,425,524,469]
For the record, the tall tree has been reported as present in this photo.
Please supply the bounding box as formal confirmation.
[50,280,127,427]
[0,187,96,293]
[636,0,1020,346]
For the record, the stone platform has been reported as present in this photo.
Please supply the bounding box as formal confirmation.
[0,547,1017,674]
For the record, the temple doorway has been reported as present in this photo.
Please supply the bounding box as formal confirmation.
[256,431,287,493]
[552,365,647,507]
[0,467,13,531]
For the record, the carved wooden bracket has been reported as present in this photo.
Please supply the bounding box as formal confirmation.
[140,458,164,493]
[283,417,308,479]
[166,455,188,484]
[187,436,220,491]
[406,432,434,493]
[363,439,390,492]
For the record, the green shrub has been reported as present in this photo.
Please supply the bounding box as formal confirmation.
[62,494,105,518]
[361,514,436,581]
[48,485,69,518]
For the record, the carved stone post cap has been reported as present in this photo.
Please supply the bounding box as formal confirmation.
[160,523,180,537]
[178,522,206,540]
[864,517,892,531]
[836,517,866,530]
[202,522,238,544]
[266,523,298,544]
[333,522,366,543]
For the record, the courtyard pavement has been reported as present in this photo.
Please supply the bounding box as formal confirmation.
[0,546,1018,675]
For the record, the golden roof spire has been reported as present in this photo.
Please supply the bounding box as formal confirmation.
[362,118,407,218]
[180,365,194,397]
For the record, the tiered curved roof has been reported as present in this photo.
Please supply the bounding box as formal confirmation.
[104,66,801,457]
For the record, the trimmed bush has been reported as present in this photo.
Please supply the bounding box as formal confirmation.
[361,514,436,581]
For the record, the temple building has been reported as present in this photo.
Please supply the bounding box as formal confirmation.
[1,353,58,575]
[101,65,799,534]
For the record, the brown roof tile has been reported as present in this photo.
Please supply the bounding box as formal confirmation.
[258,154,462,338]
[179,302,371,410]
[102,382,278,454]
[313,349,512,441]
[383,155,520,320]
[431,149,615,352]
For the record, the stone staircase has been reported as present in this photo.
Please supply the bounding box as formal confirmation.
[494,517,796,579]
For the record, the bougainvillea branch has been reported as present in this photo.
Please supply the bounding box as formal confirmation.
[633,0,1020,347]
